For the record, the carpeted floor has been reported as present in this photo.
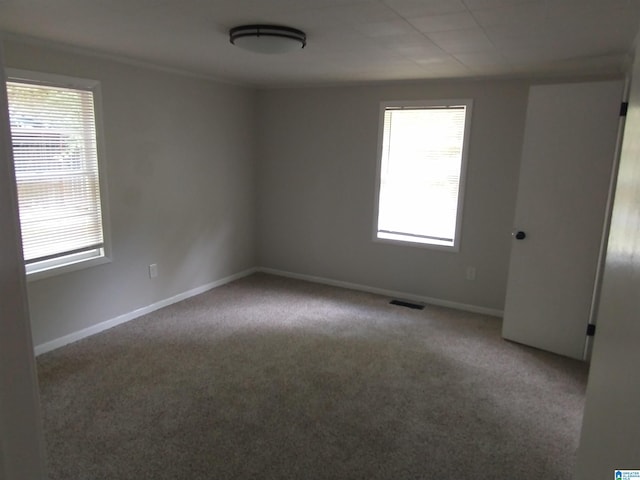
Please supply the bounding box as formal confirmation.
[36,273,589,479]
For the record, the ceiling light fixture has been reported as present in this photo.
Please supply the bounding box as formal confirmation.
[229,24,306,54]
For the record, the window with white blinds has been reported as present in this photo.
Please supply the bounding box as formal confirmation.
[6,70,109,277]
[374,100,472,250]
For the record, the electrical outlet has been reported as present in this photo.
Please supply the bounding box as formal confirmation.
[466,266,476,281]
[149,263,158,279]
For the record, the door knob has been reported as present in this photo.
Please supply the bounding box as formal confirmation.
[514,231,526,240]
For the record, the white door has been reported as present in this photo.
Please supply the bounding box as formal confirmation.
[502,81,623,360]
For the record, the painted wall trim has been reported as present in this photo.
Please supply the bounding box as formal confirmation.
[1,32,243,87]
[258,267,504,317]
[35,264,503,356]
[34,267,258,355]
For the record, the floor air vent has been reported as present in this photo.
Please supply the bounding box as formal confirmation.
[389,299,425,310]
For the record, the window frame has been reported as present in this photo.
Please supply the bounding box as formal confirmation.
[372,99,473,252]
[5,68,112,281]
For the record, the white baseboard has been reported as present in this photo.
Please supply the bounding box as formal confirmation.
[258,267,504,318]
[35,266,502,355]
[34,268,258,356]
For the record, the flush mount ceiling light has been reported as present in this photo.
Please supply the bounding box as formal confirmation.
[229,24,306,54]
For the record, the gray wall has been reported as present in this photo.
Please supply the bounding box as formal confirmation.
[575,40,640,478]
[256,81,528,312]
[3,39,257,347]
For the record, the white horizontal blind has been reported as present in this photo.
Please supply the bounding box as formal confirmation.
[6,81,104,264]
[377,105,467,246]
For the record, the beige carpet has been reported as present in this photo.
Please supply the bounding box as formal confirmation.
[37,273,588,479]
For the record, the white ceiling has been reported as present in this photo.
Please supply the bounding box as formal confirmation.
[0,0,639,87]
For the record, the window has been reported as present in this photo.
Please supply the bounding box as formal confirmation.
[374,100,472,250]
[5,69,110,278]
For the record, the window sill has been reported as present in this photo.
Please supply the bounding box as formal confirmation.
[373,235,460,253]
[26,253,111,282]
